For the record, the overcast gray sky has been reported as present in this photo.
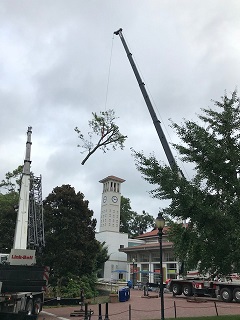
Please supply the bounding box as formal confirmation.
[1,0,239,230]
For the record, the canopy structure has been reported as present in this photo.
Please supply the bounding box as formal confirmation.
[136,271,160,274]
[112,269,128,273]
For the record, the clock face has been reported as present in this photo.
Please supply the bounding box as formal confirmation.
[112,196,118,203]
[103,196,107,203]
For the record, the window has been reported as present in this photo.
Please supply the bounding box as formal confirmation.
[139,253,149,262]
[152,252,160,262]
[166,263,177,279]
[128,254,137,262]
[165,252,175,262]
[120,245,124,249]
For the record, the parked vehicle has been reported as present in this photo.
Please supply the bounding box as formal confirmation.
[167,278,240,303]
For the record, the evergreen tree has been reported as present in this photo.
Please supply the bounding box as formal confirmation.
[43,185,102,283]
[133,91,240,277]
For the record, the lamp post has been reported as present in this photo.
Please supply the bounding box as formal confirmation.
[132,258,135,289]
[155,213,165,320]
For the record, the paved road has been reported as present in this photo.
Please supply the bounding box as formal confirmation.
[38,289,240,320]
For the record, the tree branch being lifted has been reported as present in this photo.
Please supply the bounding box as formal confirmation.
[75,109,127,165]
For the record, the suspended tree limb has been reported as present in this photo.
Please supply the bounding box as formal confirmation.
[75,109,127,165]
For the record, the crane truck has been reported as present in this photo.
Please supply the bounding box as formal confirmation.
[0,127,49,318]
[114,28,240,303]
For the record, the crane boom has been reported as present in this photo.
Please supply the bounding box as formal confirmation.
[13,126,32,250]
[114,28,182,174]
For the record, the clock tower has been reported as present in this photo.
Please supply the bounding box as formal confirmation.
[99,175,125,232]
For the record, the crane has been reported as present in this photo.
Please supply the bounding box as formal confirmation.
[9,126,45,265]
[0,127,48,316]
[114,28,184,178]
[13,126,32,250]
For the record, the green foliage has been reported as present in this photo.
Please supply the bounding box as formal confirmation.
[0,166,24,252]
[119,196,135,234]
[42,185,101,284]
[0,165,23,192]
[0,192,18,252]
[95,241,110,277]
[120,196,155,237]
[59,274,98,299]
[133,91,240,276]
[75,109,127,165]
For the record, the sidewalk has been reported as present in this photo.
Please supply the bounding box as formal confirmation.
[39,289,240,320]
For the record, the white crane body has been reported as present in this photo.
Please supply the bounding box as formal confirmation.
[13,127,32,250]
[8,126,36,265]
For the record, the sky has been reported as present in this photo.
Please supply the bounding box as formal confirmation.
[0,0,240,230]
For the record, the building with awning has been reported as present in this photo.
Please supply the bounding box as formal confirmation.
[119,228,179,285]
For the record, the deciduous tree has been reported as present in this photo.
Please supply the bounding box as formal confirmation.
[0,166,23,252]
[120,196,155,237]
[133,91,240,277]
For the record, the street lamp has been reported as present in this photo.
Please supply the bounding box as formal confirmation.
[155,213,165,320]
[132,258,135,289]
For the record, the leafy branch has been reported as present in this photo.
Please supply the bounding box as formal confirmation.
[75,109,127,165]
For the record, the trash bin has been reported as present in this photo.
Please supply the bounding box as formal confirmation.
[127,280,132,289]
[119,288,126,302]
[125,287,130,301]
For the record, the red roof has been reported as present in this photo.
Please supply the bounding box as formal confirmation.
[135,226,169,239]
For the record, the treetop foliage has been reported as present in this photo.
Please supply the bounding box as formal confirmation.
[0,165,23,193]
[0,166,23,252]
[132,91,240,277]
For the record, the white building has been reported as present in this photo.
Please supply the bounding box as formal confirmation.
[95,175,179,284]
[96,175,128,281]
[120,229,179,286]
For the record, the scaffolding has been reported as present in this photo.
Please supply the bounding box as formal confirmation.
[28,174,45,252]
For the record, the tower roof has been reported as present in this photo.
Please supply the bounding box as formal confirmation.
[99,175,125,184]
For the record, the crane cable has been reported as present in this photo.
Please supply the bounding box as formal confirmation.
[104,34,114,111]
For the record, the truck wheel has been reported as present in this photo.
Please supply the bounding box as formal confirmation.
[220,287,233,302]
[183,284,193,296]
[172,283,182,295]
[33,298,42,314]
[26,299,33,314]
[233,288,240,303]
